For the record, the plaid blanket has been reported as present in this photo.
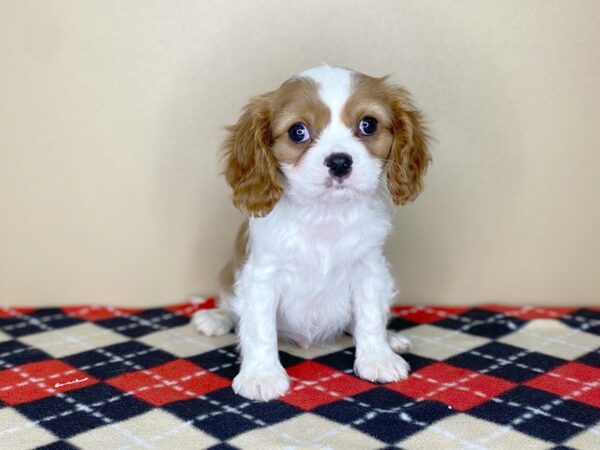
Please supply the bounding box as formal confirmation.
[0,300,598,449]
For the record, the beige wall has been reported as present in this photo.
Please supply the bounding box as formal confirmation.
[1,1,599,307]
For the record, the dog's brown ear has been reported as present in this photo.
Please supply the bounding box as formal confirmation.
[222,95,283,217]
[386,86,431,205]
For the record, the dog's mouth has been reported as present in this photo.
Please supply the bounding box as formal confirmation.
[324,176,350,189]
[321,178,359,201]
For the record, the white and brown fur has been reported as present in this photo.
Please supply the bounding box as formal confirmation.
[193,66,430,401]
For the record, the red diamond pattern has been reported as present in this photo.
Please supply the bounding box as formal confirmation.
[62,306,143,321]
[481,305,579,320]
[281,361,373,410]
[164,298,216,317]
[388,362,516,411]
[0,360,97,405]
[0,307,36,318]
[526,362,600,408]
[106,359,230,406]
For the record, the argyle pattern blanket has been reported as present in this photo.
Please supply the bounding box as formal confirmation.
[0,300,599,449]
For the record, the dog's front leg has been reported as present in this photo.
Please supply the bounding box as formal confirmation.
[351,254,410,383]
[231,265,290,401]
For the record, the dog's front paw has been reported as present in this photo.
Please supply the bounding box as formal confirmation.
[192,309,233,336]
[387,331,412,354]
[354,351,410,383]
[232,366,290,401]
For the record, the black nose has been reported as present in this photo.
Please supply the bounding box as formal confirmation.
[324,153,353,178]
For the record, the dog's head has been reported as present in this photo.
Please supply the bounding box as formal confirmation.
[223,66,431,217]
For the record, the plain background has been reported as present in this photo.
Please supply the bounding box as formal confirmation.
[1,1,599,307]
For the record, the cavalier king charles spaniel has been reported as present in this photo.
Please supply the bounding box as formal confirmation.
[193,65,430,401]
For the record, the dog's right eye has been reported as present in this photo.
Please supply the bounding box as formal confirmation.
[288,123,310,143]
[358,116,378,136]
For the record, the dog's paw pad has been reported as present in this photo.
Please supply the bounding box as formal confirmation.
[192,309,233,336]
[387,331,412,354]
[232,368,290,401]
[355,352,410,383]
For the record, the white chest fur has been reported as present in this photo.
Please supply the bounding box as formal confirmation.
[242,196,392,344]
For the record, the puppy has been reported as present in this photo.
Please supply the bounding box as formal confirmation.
[193,65,430,401]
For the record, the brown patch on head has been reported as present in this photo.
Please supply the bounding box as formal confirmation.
[343,73,431,205]
[222,77,330,217]
[342,75,396,159]
[269,77,330,164]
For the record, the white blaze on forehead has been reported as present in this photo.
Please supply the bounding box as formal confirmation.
[295,65,353,121]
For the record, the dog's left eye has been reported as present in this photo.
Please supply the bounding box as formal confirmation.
[358,117,378,136]
[288,123,310,143]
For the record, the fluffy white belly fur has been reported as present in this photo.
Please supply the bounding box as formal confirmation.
[229,196,391,346]
[275,264,354,346]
